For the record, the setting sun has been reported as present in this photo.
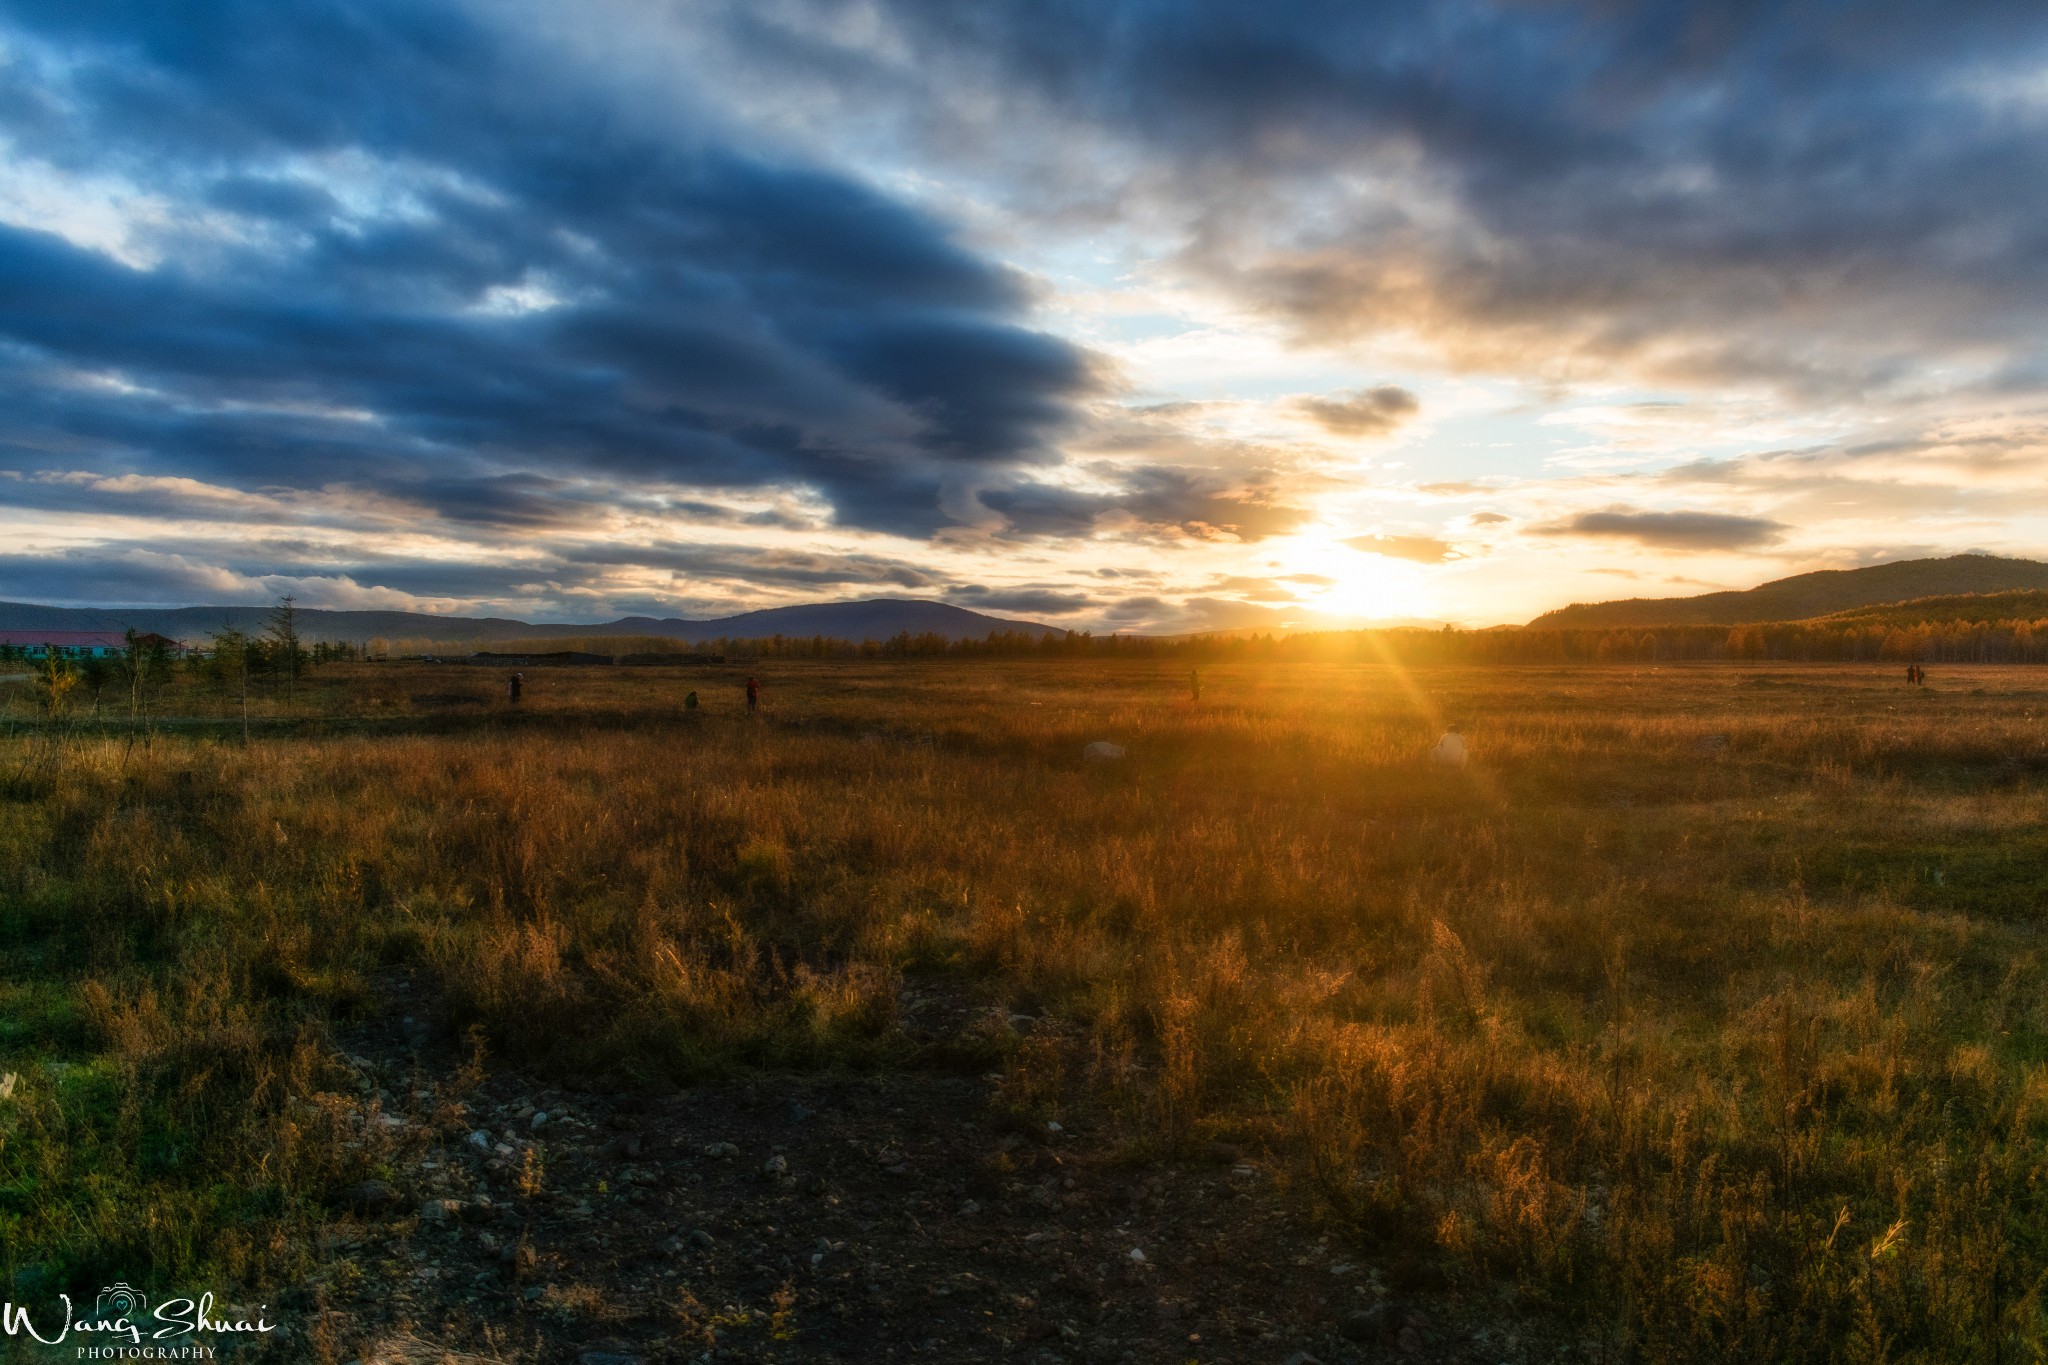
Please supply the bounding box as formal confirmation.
[1297,545,1436,623]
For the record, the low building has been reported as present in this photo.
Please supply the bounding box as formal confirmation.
[465,650,614,666]
[0,630,186,659]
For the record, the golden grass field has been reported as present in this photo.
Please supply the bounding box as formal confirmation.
[5,657,2048,1360]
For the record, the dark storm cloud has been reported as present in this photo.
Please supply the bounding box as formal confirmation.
[1295,387,1418,438]
[0,535,963,609]
[946,586,1095,615]
[0,472,295,525]
[564,541,943,590]
[1531,508,1788,551]
[978,465,1312,541]
[0,545,544,607]
[1103,596,1166,621]
[723,0,2048,397]
[0,0,1099,541]
[0,467,829,544]
[0,551,244,606]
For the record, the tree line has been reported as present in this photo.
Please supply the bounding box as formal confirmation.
[23,600,2048,709]
[696,615,2048,665]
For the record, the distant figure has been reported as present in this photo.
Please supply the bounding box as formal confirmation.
[684,690,699,710]
[508,672,523,704]
[1432,724,1467,768]
[1188,667,1201,703]
[745,676,759,710]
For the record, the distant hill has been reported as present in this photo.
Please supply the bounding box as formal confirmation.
[0,598,1065,646]
[1811,589,2048,627]
[1527,555,2048,629]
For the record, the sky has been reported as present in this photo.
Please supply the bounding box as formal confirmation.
[4,1,2048,631]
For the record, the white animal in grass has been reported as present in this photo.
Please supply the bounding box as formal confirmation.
[1432,725,1468,768]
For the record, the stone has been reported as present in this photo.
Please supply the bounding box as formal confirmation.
[420,1198,463,1225]
[465,1130,490,1151]
[343,1180,404,1216]
[577,1351,643,1365]
[704,1141,740,1160]
[1432,727,1468,767]
[687,1228,715,1249]
[529,1111,549,1131]
[1205,1140,1240,1164]
[762,1154,789,1177]
[1082,741,1126,762]
[1337,1306,1386,1343]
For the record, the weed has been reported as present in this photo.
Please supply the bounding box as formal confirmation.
[4,658,2048,1359]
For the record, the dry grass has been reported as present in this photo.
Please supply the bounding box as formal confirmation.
[5,659,2048,1359]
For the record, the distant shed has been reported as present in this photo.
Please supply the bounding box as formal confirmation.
[618,652,724,666]
[465,650,614,666]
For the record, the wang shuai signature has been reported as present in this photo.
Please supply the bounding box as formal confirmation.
[1,1283,277,1351]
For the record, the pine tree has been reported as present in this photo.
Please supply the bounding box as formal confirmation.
[266,595,304,711]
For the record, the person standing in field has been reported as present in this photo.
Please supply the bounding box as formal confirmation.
[746,676,759,710]
[508,671,523,704]
[1188,667,1201,703]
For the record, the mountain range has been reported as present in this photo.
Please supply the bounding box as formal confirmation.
[9,553,2047,645]
[1525,554,2048,629]
[0,598,1066,646]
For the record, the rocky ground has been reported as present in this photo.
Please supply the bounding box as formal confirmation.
[282,983,1571,1365]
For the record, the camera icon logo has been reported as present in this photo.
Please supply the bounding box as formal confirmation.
[95,1283,147,1318]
